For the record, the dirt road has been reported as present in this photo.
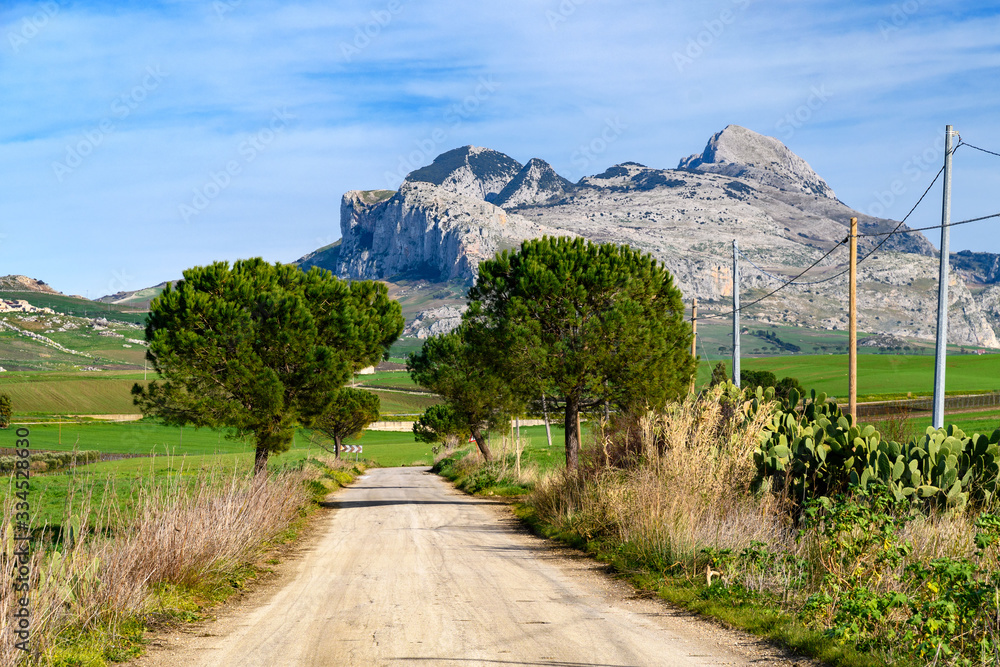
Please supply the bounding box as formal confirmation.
[135,468,810,667]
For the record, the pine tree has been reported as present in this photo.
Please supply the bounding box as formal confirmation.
[468,236,696,470]
[133,259,403,473]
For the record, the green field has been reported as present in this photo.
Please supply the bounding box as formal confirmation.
[0,290,147,324]
[355,370,422,390]
[1,420,445,463]
[0,370,438,417]
[905,409,1000,435]
[0,372,148,415]
[2,424,443,529]
[694,352,1000,400]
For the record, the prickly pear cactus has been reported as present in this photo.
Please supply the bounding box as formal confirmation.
[752,389,1000,510]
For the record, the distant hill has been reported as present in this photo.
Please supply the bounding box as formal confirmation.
[0,275,60,294]
[96,281,172,310]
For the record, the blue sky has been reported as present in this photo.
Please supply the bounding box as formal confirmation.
[1,0,998,297]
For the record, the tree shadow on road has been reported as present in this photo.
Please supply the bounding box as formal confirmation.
[320,499,497,509]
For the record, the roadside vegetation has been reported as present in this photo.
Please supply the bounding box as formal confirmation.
[412,238,1000,666]
[1,453,365,666]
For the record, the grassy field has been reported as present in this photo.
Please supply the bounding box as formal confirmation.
[694,352,1000,399]
[0,372,148,415]
[898,409,1000,437]
[3,424,446,530]
[0,290,147,324]
[355,369,422,390]
[0,370,438,417]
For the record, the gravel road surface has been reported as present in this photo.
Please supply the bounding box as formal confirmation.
[131,467,812,667]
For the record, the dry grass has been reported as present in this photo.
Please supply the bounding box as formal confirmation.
[531,387,799,590]
[529,386,1000,604]
[0,458,340,666]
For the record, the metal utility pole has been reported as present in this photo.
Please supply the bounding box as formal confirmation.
[933,125,956,429]
[690,298,698,393]
[848,217,858,423]
[733,240,740,388]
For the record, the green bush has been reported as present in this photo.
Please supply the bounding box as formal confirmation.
[0,393,10,428]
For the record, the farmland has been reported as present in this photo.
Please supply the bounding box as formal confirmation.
[695,351,1000,400]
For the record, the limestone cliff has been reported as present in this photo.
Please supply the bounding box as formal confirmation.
[336,181,570,283]
[403,146,522,202]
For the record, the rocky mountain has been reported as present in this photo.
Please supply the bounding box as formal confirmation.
[336,181,572,283]
[678,124,836,199]
[403,146,522,202]
[494,158,575,208]
[308,126,1000,347]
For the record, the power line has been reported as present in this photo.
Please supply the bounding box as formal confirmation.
[858,212,1000,238]
[699,239,846,321]
[789,161,949,287]
[689,138,999,322]
[736,246,846,286]
[959,141,1000,159]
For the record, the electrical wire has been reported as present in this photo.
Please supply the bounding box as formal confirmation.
[858,212,1000,238]
[698,239,846,321]
[686,138,1000,322]
[785,161,949,287]
[737,246,847,286]
[959,141,1000,159]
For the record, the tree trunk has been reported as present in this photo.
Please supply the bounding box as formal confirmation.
[471,427,493,462]
[542,393,553,450]
[564,394,580,471]
[334,435,342,459]
[254,444,269,475]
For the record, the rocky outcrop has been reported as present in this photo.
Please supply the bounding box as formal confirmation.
[403,305,468,339]
[679,125,836,199]
[494,158,575,207]
[403,146,522,202]
[953,250,1000,285]
[321,128,1000,347]
[336,181,571,283]
[295,241,341,274]
[0,275,59,294]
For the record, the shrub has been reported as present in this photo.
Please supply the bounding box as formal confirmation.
[0,393,10,428]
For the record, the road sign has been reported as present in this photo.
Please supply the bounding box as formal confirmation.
[342,444,363,454]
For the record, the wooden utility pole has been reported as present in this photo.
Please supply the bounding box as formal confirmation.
[690,298,698,394]
[848,217,858,423]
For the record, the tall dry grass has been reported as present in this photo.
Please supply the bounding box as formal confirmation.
[527,386,1000,663]
[0,457,336,666]
[531,387,798,588]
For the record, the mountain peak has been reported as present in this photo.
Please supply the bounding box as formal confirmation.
[494,158,574,208]
[678,125,835,199]
[404,146,523,202]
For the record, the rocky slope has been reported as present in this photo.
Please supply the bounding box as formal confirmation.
[403,146,522,202]
[336,181,571,283]
[494,158,575,208]
[0,275,60,294]
[678,124,836,199]
[315,126,1000,347]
